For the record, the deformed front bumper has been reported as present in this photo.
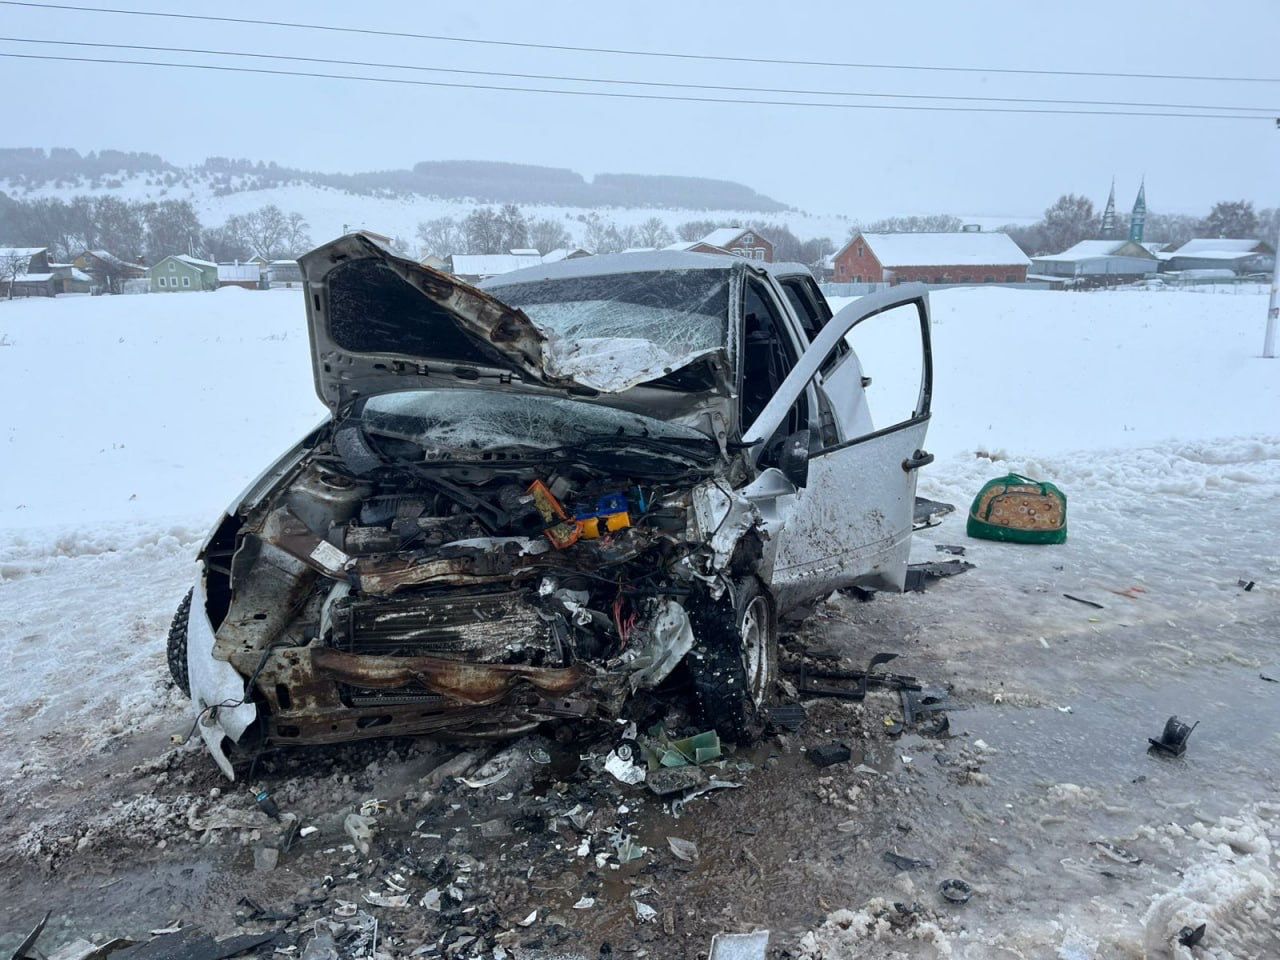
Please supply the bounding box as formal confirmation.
[186,573,258,779]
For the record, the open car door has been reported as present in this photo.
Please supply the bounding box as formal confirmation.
[743,284,933,606]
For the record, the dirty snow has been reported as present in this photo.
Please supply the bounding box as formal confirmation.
[1,284,1278,956]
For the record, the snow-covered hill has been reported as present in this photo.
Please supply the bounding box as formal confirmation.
[0,171,1035,248]
[0,170,858,247]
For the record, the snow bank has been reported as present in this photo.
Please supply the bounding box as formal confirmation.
[0,288,322,532]
[829,287,1280,459]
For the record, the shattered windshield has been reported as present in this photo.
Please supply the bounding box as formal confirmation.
[489,269,731,392]
[359,390,714,454]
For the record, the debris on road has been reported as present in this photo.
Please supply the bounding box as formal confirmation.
[939,878,973,904]
[807,743,852,768]
[792,651,920,701]
[767,703,806,732]
[667,836,699,862]
[1089,840,1142,865]
[883,851,935,871]
[1148,716,1198,757]
[935,544,967,556]
[1178,923,1207,947]
[967,473,1068,544]
[253,790,280,821]
[342,812,376,855]
[646,765,709,797]
[708,930,770,960]
[12,911,51,960]
[1062,593,1105,609]
[905,560,974,593]
[1237,579,1256,592]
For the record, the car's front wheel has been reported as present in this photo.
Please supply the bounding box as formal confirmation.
[688,577,777,743]
[167,588,193,697]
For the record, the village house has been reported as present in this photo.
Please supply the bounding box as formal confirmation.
[1,246,93,297]
[149,254,218,292]
[73,249,147,293]
[832,231,1029,284]
[217,262,262,290]
[1029,240,1158,283]
[697,227,773,262]
[448,250,543,283]
[664,239,731,256]
[265,259,304,287]
[1159,239,1275,276]
[540,247,593,263]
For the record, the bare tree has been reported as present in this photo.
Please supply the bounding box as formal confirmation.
[635,216,674,248]
[528,217,572,254]
[416,216,464,259]
[282,212,312,258]
[1041,194,1099,254]
[496,203,529,250]
[462,207,504,254]
[243,204,289,259]
[1,249,29,299]
[1200,200,1258,239]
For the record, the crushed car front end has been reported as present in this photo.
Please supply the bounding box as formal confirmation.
[185,240,760,776]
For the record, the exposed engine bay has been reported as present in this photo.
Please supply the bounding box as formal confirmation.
[180,238,935,779]
[201,392,757,755]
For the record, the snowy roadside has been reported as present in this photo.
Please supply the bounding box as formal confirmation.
[1,285,1278,957]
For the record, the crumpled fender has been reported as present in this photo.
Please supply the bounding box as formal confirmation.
[186,565,257,780]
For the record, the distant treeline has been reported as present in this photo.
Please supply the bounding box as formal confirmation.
[0,191,312,263]
[0,149,789,213]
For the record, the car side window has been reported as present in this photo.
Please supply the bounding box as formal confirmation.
[741,279,807,461]
[780,278,849,374]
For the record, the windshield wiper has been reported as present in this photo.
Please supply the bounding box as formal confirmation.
[548,432,718,463]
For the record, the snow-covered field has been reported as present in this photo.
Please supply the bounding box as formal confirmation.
[1,284,1277,956]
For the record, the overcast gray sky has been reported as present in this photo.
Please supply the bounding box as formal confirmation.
[3,0,1277,220]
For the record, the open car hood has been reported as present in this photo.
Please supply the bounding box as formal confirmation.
[301,234,570,412]
[300,236,733,412]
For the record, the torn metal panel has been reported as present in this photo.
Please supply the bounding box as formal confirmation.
[617,599,696,691]
[689,480,762,573]
[309,648,585,706]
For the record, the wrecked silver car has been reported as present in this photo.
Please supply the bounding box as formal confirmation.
[169,235,934,777]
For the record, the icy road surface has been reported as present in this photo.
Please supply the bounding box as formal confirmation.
[0,285,1277,957]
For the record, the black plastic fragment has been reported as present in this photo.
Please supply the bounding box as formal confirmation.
[905,560,974,593]
[1063,593,1105,609]
[807,743,852,768]
[1148,715,1199,757]
[767,703,807,732]
[110,930,279,960]
[883,851,934,871]
[11,911,50,960]
[794,651,915,701]
[254,790,280,821]
[1178,923,1207,947]
[1237,579,1256,592]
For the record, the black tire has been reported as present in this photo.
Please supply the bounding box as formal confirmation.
[688,577,777,743]
[167,587,193,697]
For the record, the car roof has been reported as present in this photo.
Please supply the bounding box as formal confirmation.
[480,250,814,289]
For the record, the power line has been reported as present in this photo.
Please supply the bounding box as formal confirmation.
[2,0,1277,86]
[3,36,1274,115]
[2,51,1270,120]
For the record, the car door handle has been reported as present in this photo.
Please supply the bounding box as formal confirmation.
[861,376,872,388]
[902,449,934,472]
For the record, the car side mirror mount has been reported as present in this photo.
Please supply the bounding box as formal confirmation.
[779,430,811,488]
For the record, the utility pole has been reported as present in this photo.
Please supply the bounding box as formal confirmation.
[1267,120,1280,358]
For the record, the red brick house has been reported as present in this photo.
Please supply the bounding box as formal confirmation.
[699,227,774,263]
[833,231,1029,284]
[665,240,731,256]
